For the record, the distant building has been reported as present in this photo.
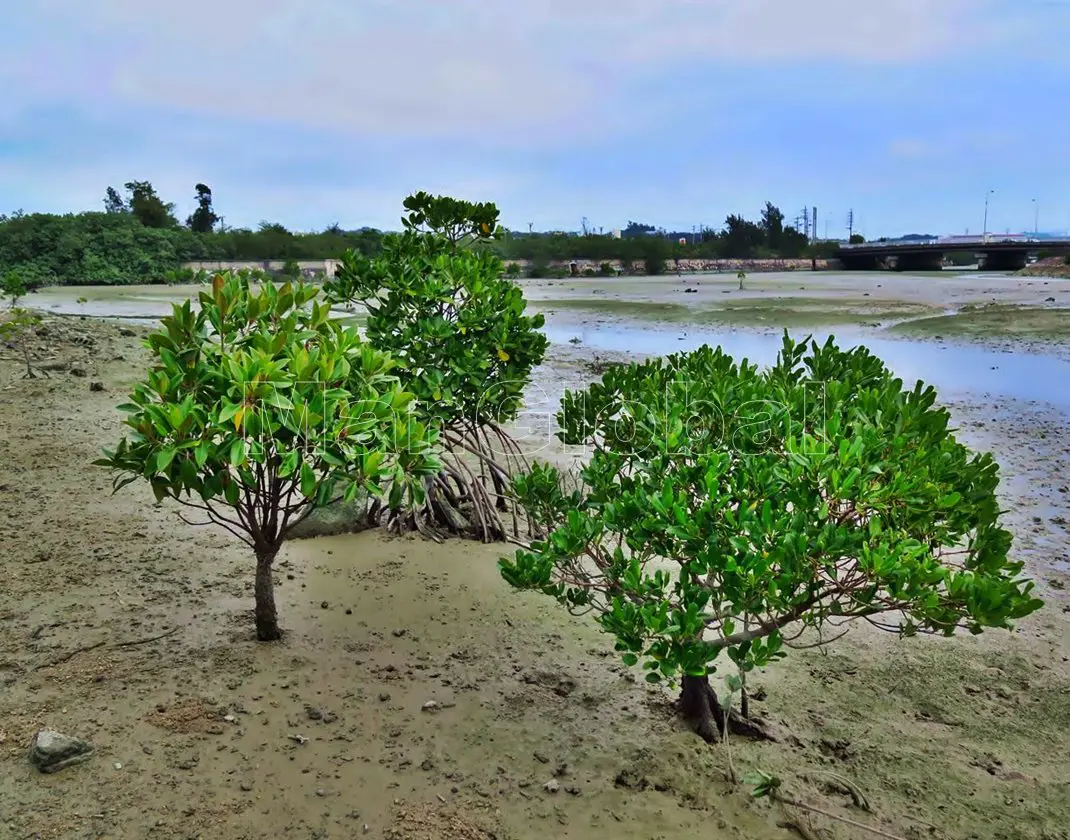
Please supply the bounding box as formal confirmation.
[610,229,622,239]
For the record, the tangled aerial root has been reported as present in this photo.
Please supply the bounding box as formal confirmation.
[367,422,538,544]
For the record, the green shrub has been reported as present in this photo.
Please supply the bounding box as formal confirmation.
[324,192,548,540]
[96,273,439,639]
[502,334,1043,741]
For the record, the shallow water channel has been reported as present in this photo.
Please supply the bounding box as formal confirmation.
[28,283,1070,409]
[542,319,1070,409]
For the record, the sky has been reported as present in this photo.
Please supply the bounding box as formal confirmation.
[2,0,1069,239]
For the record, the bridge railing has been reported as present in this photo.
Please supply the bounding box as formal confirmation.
[839,236,1060,250]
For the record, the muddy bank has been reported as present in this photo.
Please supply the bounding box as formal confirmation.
[1018,256,1070,278]
[2,317,1070,840]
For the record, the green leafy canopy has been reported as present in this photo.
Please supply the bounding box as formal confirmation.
[95,271,441,550]
[501,334,1043,684]
[324,192,548,433]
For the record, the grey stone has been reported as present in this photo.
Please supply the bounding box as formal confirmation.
[28,729,94,773]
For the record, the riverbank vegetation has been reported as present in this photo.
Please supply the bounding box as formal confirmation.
[1,181,836,285]
[890,301,1070,341]
[90,191,1042,753]
[3,191,1067,840]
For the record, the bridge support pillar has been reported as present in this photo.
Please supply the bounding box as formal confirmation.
[893,252,945,272]
[979,251,1027,271]
[839,254,882,271]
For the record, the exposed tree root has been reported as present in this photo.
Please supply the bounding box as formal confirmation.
[366,421,540,544]
[679,674,778,743]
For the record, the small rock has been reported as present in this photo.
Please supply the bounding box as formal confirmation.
[316,788,326,797]
[223,714,236,723]
[89,381,105,392]
[614,769,648,791]
[378,692,391,702]
[69,367,88,378]
[306,706,324,721]
[392,629,407,638]
[420,758,435,771]
[320,601,329,609]
[113,762,123,770]
[543,779,560,793]
[119,327,137,337]
[533,751,550,764]
[553,679,576,697]
[240,781,254,792]
[345,608,353,615]
[288,734,309,744]
[565,785,581,796]
[28,729,94,773]
[421,701,440,713]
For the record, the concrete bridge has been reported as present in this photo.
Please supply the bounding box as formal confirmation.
[835,237,1070,271]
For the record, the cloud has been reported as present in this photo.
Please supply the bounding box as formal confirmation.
[1,0,1065,235]
[1,0,1019,142]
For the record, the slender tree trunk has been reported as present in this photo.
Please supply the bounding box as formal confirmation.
[254,546,281,641]
[21,340,36,379]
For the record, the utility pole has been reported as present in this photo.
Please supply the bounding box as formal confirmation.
[1032,198,1038,235]
[813,206,818,241]
[847,209,854,240]
[528,221,534,234]
[982,189,994,243]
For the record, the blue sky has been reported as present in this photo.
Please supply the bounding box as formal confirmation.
[2,0,1068,238]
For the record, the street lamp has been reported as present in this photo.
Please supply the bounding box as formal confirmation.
[1032,198,1039,236]
[982,189,994,243]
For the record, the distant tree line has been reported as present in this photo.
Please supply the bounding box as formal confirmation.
[0,182,839,285]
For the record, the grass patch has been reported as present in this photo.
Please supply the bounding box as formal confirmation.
[890,304,1070,341]
[533,296,938,329]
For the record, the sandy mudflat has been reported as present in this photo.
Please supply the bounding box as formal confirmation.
[2,309,1069,840]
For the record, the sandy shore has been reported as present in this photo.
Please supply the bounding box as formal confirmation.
[2,314,1069,840]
